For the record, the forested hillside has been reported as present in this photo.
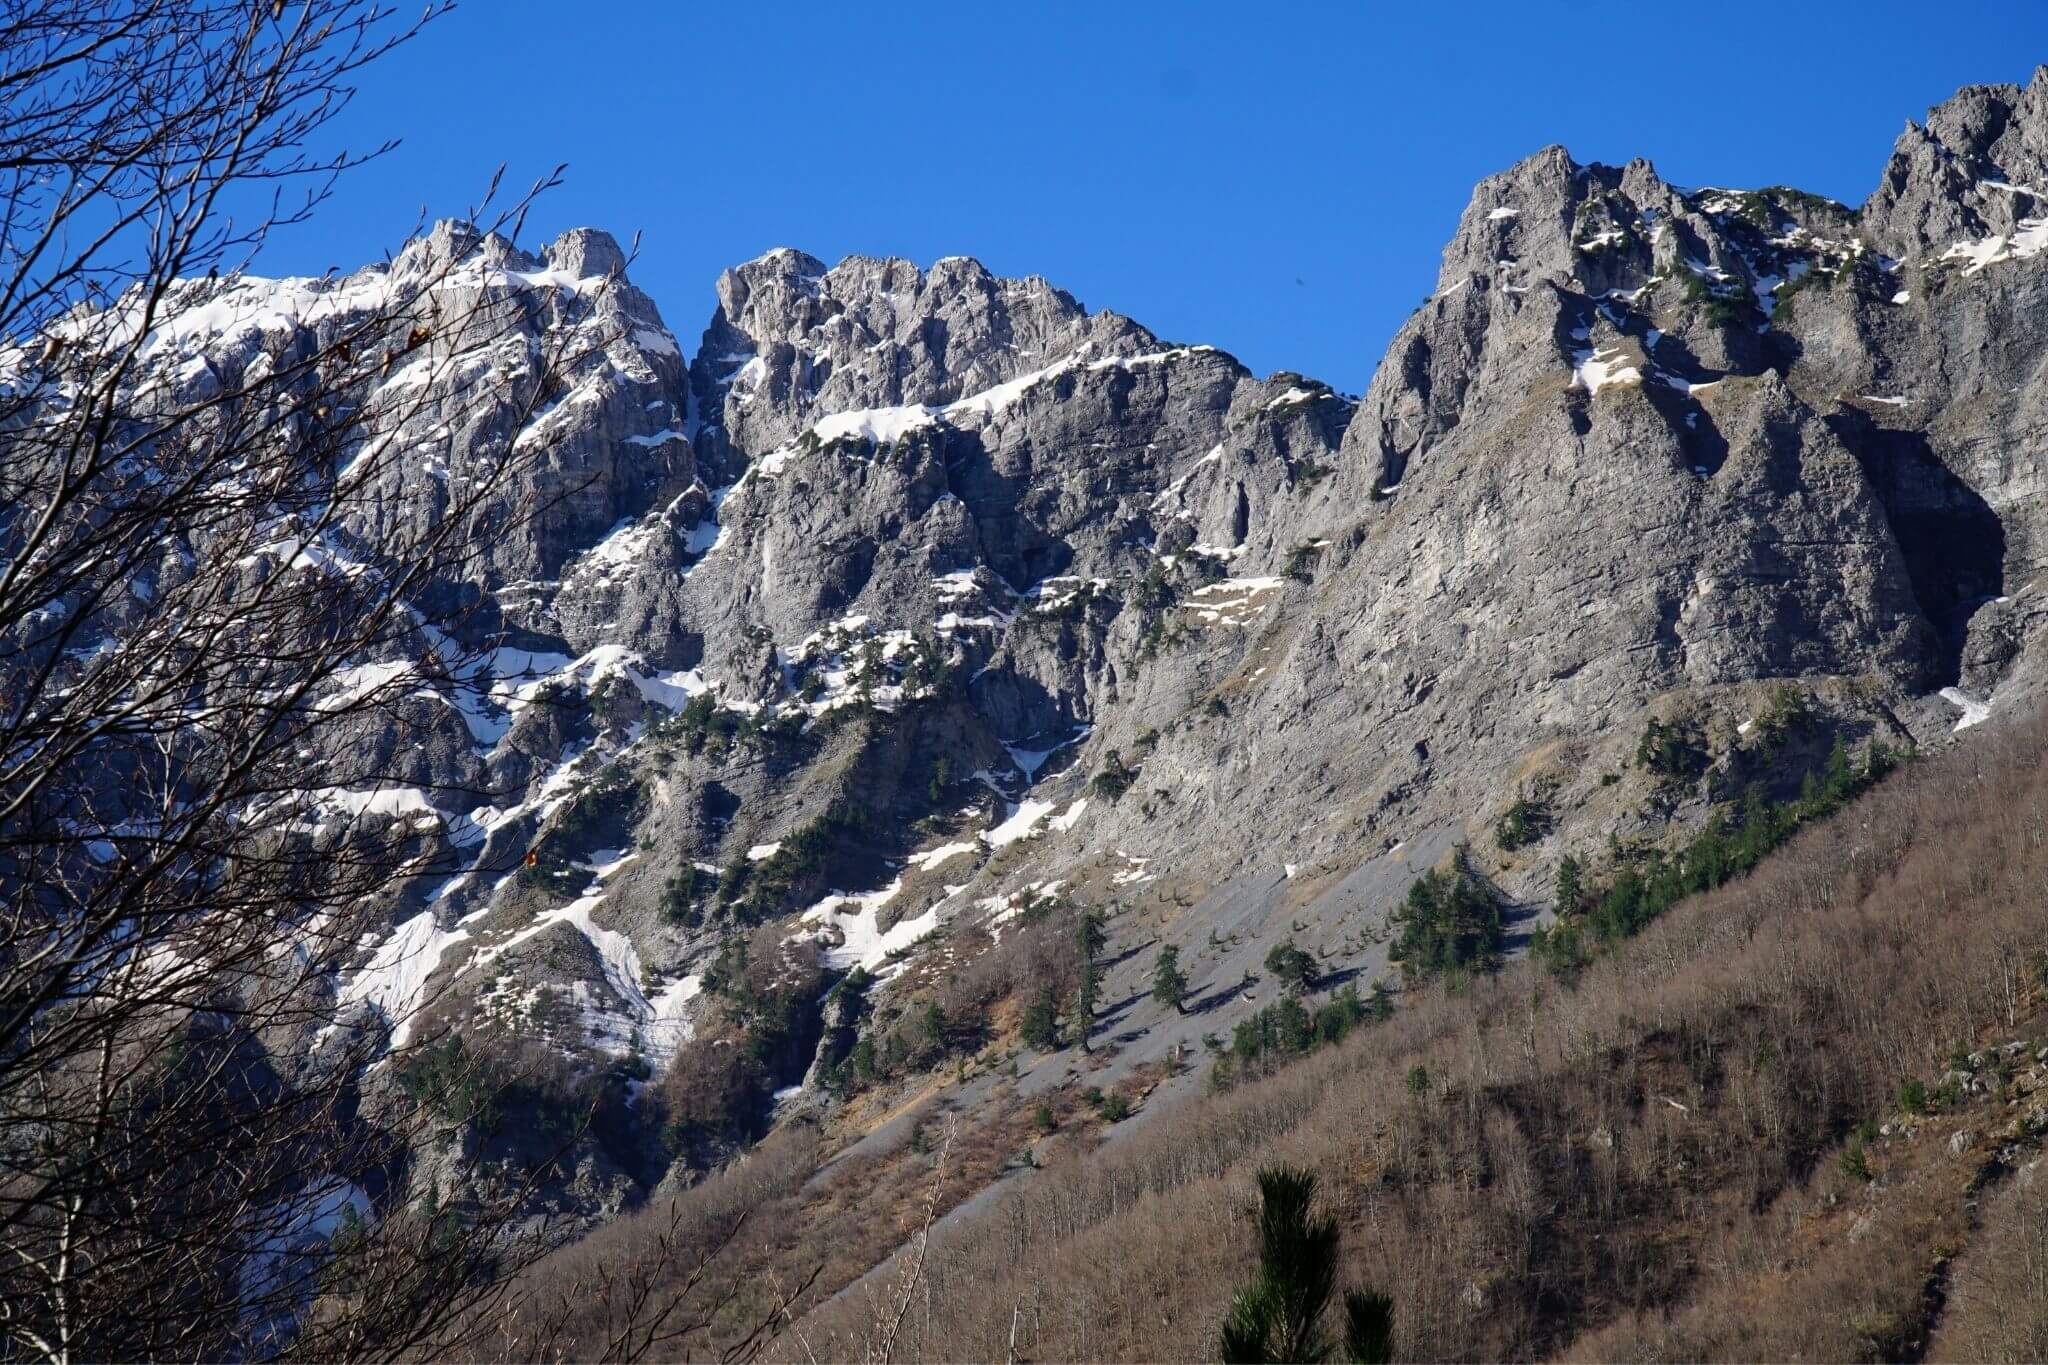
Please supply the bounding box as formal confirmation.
[505,710,2048,1362]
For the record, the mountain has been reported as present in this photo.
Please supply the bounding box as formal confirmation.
[46,62,2048,1342]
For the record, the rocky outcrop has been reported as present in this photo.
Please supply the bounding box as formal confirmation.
[1865,65,2048,254]
[689,248,1156,467]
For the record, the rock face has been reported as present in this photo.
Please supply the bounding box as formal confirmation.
[327,220,698,589]
[68,70,2048,1222]
[689,248,1157,466]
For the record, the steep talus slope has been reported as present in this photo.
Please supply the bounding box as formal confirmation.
[72,69,2048,1237]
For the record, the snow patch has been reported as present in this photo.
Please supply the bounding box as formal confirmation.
[812,404,939,446]
[906,841,977,871]
[1002,724,1091,782]
[644,973,701,1062]
[1049,798,1089,833]
[1939,686,1992,731]
[334,909,471,1049]
[984,799,1055,848]
[1570,346,1643,397]
[1936,219,2048,275]
[1111,851,1154,886]
[1185,576,1285,626]
[1264,386,1322,411]
[799,878,940,974]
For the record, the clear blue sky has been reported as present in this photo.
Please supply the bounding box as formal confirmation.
[263,1,2048,389]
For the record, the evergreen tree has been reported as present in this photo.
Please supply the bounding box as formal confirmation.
[1493,785,1549,850]
[1573,739,1906,957]
[1635,716,1707,783]
[919,1001,949,1060]
[660,866,707,925]
[1152,943,1190,1013]
[701,934,753,1006]
[1091,749,1137,801]
[1070,971,1097,1052]
[1342,1290,1396,1365]
[1264,940,1319,993]
[1272,995,1314,1052]
[1020,988,1060,1049]
[1824,732,1854,798]
[1219,1167,1392,1363]
[1078,909,1107,961]
[1531,917,1590,986]
[1389,855,1502,980]
[1070,911,1106,1052]
[1553,853,1584,917]
[1313,985,1367,1045]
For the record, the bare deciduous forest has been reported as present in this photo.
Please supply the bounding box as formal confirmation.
[496,712,2048,1362]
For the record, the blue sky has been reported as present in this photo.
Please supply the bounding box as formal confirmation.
[264,1,2048,388]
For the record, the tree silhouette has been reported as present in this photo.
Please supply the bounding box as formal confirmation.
[1218,1166,1394,1362]
[1342,1289,1395,1364]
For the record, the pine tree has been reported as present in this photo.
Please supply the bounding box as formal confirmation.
[920,1001,949,1058]
[1218,1167,1394,1362]
[1020,989,1060,1049]
[1078,909,1106,960]
[1070,969,1097,1052]
[1390,855,1502,979]
[1272,996,1313,1052]
[1553,853,1584,917]
[1091,749,1136,800]
[1152,943,1190,1013]
[1264,940,1319,993]
[1342,1290,1395,1364]
[1070,911,1106,1052]
[1823,732,1855,803]
[1219,1167,1337,1363]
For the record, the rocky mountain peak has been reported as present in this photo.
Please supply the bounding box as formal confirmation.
[689,247,1160,462]
[546,225,629,280]
[401,215,491,269]
[1865,64,2048,253]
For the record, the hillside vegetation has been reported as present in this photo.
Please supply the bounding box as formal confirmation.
[508,710,2048,1362]
[767,711,2046,1361]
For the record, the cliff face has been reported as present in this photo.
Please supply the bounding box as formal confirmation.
[72,68,2048,1220]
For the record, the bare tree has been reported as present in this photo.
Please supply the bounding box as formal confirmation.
[865,1114,957,1365]
[518,1203,824,1365]
[0,3,651,1358]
